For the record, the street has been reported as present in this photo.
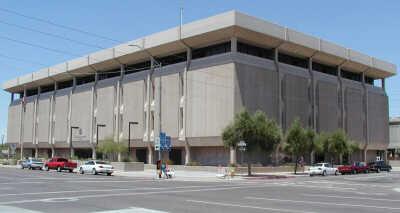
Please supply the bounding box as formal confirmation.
[0,167,400,212]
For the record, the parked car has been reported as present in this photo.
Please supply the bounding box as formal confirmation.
[368,161,392,173]
[44,157,77,172]
[309,163,339,176]
[353,162,370,174]
[79,161,114,176]
[338,164,354,175]
[20,158,44,170]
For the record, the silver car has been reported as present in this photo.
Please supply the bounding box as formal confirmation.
[20,158,44,170]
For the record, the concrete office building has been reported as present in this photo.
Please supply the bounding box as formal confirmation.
[3,11,396,165]
[388,117,400,161]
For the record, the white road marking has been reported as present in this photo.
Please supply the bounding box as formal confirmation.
[304,180,394,188]
[246,196,400,210]
[0,184,238,197]
[96,207,168,213]
[0,185,272,205]
[186,199,317,213]
[303,194,399,202]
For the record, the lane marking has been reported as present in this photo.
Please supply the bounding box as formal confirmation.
[0,185,274,205]
[186,199,317,213]
[0,205,42,213]
[245,196,400,210]
[96,207,169,213]
[0,184,239,197]
[303,194,399,202]
[303,180,394,188]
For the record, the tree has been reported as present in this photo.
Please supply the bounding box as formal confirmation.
[304,127,317,164]
[347,141,361,163]
[283,118,310,174]
[329,130,349,165]
[97,136,128,161]
[222,109,281,176]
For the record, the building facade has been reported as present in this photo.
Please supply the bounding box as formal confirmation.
[4,11,396,165]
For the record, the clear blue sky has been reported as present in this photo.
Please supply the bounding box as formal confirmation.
[1,0,399,142]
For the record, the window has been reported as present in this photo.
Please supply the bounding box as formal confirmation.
[365,76,375,85]
[192,42,231,60]
[151,111,155,131]
[341,69,361,82]
[125,60,151,75]
[179,72,184,97]
[76,75,95,85]
[179,107,184,131]
[58,80,73,90]
[278,52,308,69]
[26,88,38,97]
[157,52,187,66]
[40,84,55,93]
[98,69,120,81]
[313,62,337,76]
[237,42,274,60]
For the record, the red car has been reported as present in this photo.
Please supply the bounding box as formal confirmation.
[44,157,77,173]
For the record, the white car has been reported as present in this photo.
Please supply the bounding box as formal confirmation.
[309,163,338,176]
[79,161,114,176]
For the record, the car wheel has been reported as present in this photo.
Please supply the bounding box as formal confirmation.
[57,166,61,172]
[92,168,97,175]
[69,169,73,173]
[335,170,338,176]
[28,166,32,170]
[107,173,112,176]
[45,166,49,171]
[322,171,326,176]
[309,174,313,177]
[80,168,84,174]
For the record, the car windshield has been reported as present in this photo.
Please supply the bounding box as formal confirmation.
[312,163,323,167]
[96,161,107,164]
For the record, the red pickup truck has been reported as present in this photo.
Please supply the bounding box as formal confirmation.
[44,157,77,173]
[338,162,369,175]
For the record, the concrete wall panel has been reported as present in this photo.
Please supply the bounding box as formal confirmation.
[71,89,91,142]
[368,92,389,149]
[234,63,278,120]
[187,63,235,138]
[158,73,179,138]
[316,81,338,133]
[122,80,144,140]
[37,98,50,143]
[96,85,115,140]
[54,95,69,142]
[23,101,35,143]
[345,87,364,143]
[7,104,20,143]
[283,74,309,131]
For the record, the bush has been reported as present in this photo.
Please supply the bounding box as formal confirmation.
[228,163,238,167]
[122,157,137,162]
[185,162,201,166]
[1,162,9,165]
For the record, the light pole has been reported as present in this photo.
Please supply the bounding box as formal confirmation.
[70,126,79,158]
[128,121,139,157]
[128,44,163,162]
[237,140,247,165]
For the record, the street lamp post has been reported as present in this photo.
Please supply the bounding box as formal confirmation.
[70,126,79,158]
[128,44,163,162]
[128,121,139,157]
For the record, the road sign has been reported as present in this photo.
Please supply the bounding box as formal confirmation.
[159,133,171,151]
[155,137,160,151]
[238,140,247,151]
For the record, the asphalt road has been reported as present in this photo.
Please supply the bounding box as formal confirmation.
[0,167,400,213]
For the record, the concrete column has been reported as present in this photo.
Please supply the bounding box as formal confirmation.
[337,67,345,130]
[68,77,77,158]
[362,71,369,154]
[308,58,315,129]
[146,61,154,164]
[91,72,98,160]
[20,87,27,160]
[183,48,192,165]
[230,146,237,165]
[231,37,237,52]
[363,149,367,162]
[116,65,125,162]
[51,146,55,158]
[11,93,14,103]
[273,48,282,166]
[384,150,388,163]
[49,81,57,159]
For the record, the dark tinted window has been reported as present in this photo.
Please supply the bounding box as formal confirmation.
[125,60,151,75]
[26,88,38,97]
[40,84,55,93]
[98,69,121,81]
[237,42,274,60]
[313,62,337,76]
[58,80,73,90]
[278,52,308,69]
[76,75,95,85]
[192,42,231,60]
[341,69,361,82]
[157,52,187,66]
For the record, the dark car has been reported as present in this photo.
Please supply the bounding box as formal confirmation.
[368,161,392,173]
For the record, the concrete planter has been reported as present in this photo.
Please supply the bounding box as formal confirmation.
[111,162,144,172]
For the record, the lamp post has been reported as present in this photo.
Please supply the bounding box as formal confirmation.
[128,121,139,157]
[70,126,79,158]
[237,140,247,165]
[96,124,106,146]
[128,44,162,162]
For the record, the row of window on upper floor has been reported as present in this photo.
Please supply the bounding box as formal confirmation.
[19,40,375,98]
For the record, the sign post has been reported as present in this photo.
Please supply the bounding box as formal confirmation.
[237,140,247,165]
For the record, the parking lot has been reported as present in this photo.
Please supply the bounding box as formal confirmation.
[0,167,400,213]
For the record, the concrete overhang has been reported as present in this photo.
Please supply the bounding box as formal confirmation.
[3,10,396,93]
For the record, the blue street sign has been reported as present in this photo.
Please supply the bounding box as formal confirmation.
[159,132,171,151]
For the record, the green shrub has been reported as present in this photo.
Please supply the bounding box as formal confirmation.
[228,163,238,167]
[122,157,137,162]
[1,162,9,165]
[186,161,201,166]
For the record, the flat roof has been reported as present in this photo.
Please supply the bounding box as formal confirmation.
[3,10,397,93]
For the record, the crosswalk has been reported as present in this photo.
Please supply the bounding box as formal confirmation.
[0,206,169,213]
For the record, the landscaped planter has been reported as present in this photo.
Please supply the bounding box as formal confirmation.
[111,162,144,172]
